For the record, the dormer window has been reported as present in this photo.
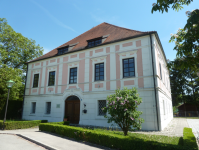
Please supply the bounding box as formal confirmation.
[88,38,102,48]
[58,46,68,55]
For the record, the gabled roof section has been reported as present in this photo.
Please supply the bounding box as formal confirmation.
[29,22,156,62]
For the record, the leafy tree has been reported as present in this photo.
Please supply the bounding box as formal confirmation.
[103,87,144,136]
[0,18,43,102]
[152,1,199,70]
[0,18,43,72]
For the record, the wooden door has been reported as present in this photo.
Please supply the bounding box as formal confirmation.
[65,100,80,124]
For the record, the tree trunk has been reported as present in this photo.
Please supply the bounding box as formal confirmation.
[123,127,128,136]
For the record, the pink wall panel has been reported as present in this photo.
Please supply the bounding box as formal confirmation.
[115,45,120,51]
[32,64,34,69]
[124,80,134,86]
[89,59,92,91]
[79,52,85,59]
[29,71,33,95]
[50,59,56,63]
[32,89,37,93]
[35,62,40,66]
[61,63,68,93]
[95,48,103,53]
[38,62,43,94]
[63,56,68,62]
[44,61,48,94]
[78,59,85,91]
[70,54,77,58]
[69,86,76,89]
[115,53,121,89]
[136,40,141,47]
[122,42,133,47]
[55,63,59,93]
[48,88,54,91]
[106,47,110,53]
[137,48,144,88]
[106,54,110,90]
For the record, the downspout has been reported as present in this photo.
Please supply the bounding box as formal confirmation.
[21,63,28,119]
[150,34,160,131]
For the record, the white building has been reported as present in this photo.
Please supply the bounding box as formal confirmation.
[22,23,173,131]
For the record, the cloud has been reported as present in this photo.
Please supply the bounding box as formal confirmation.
[30,0,78,33]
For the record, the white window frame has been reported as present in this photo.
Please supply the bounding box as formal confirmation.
[45,102,51,114]
[30,102,36,114]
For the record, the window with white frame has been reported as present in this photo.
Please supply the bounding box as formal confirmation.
[33,74,39,88]
[48,71,55,86]
[31,102,36,114]
[95,63,104,81]
[46,102,51,114]
[69,67,77,84]
[123,58,135,78]
[98,100,106,116]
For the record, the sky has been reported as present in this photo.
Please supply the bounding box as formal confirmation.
[1,0,199,61]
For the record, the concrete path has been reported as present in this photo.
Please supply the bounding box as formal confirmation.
[133,118,189,137]
[187,119,199,139]
[0,134,45,150]
[0,128,110,150]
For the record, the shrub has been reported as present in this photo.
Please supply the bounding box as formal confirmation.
[39,123,191,150]
[48,121,70,125]
[0,120,48,130]
[103,87,144,136]
[183,127,198,149]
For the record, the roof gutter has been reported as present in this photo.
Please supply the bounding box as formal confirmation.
[150,33,160,131]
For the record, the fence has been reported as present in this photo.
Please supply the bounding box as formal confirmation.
[174,111,199,117]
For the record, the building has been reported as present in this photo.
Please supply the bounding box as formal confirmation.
[22,23,173,131]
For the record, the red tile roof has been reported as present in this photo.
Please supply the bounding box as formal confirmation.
[29,22,156,62]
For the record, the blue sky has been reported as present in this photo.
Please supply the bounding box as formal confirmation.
[1,0,199,61]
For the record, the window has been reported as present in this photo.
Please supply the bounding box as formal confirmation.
[69,68,77,84]
[48,71,55,86]
[33,74,39,88]
[58,47,68,55]
[98,100,106,116]
[31,102,36,114]
[123,58,135,78]
[46,102,51,114]
[88,38,102,47]
[95,63,104,81]
[159,63,162,80]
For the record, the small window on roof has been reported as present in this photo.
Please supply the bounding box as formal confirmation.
[88,38,102,48]
[58,47,68,55]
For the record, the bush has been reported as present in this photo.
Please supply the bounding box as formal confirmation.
[0,120,48,130]
[183,127,198,149]
[39,123,192,150]
[103,87,144,136]
[48,121,70,125]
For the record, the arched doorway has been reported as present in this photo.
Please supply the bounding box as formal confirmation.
[65,96,80,124]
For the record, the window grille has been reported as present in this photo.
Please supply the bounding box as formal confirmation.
[46,102,51,114]
[31,102,36,114]
[98,100,106,116]
[95,63,104,81]
[48,71,55,86]
[69,68,77,84]
[123,58,135,78]
[33,74,39,88]
[88,39,102,47]
[58,47,68,55]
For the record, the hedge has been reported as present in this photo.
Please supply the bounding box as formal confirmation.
[0,120,48,130]
[183,127,198,149]
[48,121,70,125]
[39,123,194,150]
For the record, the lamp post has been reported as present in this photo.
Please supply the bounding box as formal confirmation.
[3,80,15,130]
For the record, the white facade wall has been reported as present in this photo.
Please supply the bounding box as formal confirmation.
[23,34,172,131]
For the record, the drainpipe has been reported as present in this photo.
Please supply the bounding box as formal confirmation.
[150,34,160,131]
[21,63,28,119]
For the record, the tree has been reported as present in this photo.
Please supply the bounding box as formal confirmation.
[0,18,43,102]
[152,1,199,70]
[103,87,144,136]
[0,18,43,73]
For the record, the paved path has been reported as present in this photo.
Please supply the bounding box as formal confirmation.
[0,134,45,150]
[187,119,199,139]
[133,118,189,137]
[0,128,110,150]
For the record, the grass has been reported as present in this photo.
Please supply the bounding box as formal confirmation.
[174,117,199,119]
[92,128,183,146]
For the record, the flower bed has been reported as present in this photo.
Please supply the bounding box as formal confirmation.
[0,120,48,130]
[39,123,196,150]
